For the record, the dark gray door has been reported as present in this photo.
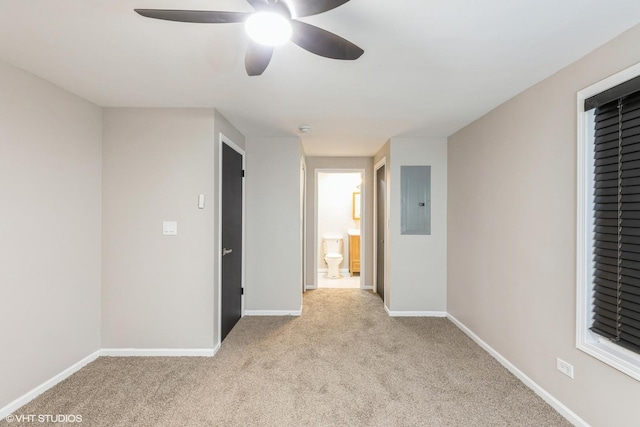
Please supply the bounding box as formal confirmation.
[221,142,243,341]
[376,164,386,301]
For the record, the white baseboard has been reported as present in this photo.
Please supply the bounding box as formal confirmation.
[0,345,221,419]
[447,314,588,427]
[0,350,100,420]
[100,347,219,357]
[362,285,373,290]
[0,315,585,427]
[384,306,447,317]
[244,308,302,316]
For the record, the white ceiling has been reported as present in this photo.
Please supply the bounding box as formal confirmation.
[1,1,640,156]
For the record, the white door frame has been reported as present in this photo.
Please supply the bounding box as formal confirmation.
[313,168,366,289]
[300,156,307,293]
[217,133,246,347]
[373,157,389,303]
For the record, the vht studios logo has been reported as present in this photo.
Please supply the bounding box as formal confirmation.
[4,414,83,423]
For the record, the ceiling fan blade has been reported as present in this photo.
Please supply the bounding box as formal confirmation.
[288,0,351,17]
[290,20,363,60]
[245,0,269,11]
[135,9,250,24]
[245,41,274,76]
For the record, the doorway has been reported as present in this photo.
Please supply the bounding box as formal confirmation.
[315,170,364,289]
[219,135,244,342]
[375,160,386,302]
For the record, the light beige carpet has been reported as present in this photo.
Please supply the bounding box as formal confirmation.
[2,289,570,426]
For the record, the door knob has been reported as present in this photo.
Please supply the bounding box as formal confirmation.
[222,248,233,256]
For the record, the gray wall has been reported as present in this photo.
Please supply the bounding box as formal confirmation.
[102,108,244,349]
[245,137,303,312]
[371,138,448,313]
[0,60,102,408]
[447,24,640,427]
[389,138,447,312]
[305,157,374,288]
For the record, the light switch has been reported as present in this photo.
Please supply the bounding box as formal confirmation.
[163,221,177,236]
[198,194,205,209]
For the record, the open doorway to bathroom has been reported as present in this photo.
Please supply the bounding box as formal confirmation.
[315,171,363,289]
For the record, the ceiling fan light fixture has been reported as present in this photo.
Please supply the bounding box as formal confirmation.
[135,0,363,76]
[245,12,292,47]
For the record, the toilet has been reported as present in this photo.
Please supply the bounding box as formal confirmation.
[323,235,344,279]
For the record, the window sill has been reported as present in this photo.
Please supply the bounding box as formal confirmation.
[578,332,640,382]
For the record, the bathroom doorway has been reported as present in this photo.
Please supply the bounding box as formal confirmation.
[315,170,364,289]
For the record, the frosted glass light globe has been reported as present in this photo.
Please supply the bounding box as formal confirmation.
[245,12,292,46]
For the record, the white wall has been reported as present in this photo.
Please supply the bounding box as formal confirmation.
[448,24,640,427]
[317,172,362,271]
[102,108,231,349]
[388,137,447,313]
[245,137,303,312]
[0,60,102,409]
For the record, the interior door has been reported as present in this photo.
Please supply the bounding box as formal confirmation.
[376,164,386,301]
[221,142,243,341]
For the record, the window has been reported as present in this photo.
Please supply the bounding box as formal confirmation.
[578,63,640,381]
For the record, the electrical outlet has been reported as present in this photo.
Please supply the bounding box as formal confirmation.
[162,221,177,236]
[557,358,574,378]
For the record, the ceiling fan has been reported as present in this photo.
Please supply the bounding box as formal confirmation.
[135,0,364,76]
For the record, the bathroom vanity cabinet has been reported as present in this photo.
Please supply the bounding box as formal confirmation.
[349,234,360,275]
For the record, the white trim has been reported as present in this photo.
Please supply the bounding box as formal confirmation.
[578,63,640,102]
[0,346,222,418]
[0,320,587,427]
[576,63,640,382]
[448,314,588,427]
[362,285,373,290]
[0,350,100,420]
[244,308,302,316]
[100,347,219,357]
[218,133,246,348]
[386,310,447,317]
[301,156,307,294]
[313,168,318,290]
